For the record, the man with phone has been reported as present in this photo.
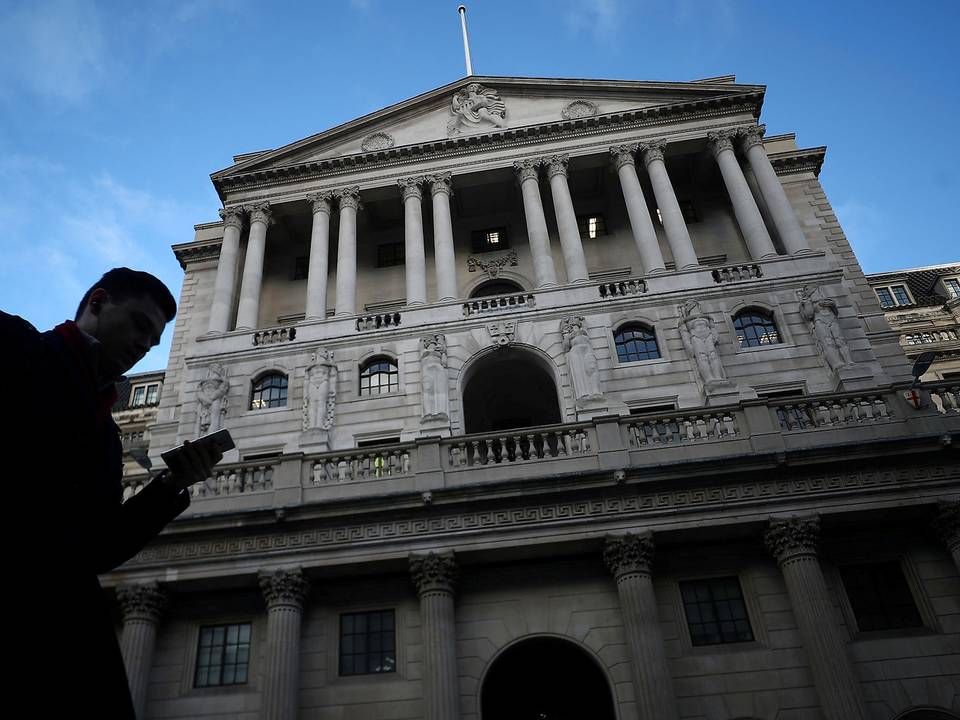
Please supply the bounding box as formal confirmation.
[2,267,226,718]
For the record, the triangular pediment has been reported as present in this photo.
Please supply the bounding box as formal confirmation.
[213,75,761,181]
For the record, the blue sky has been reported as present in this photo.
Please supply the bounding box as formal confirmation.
[1,0,957,374]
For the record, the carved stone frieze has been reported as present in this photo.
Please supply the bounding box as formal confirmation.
[410,551,458,595]
[764,515,821,563]
[487,320,516,347]
[604,532,655,580]
[116,582,166,623]
[361,131,396,152]
[447,82,507,136]
[466,249,518,278]
[174,243,221,269]
[258,568,310,608]
[562,99,599,120]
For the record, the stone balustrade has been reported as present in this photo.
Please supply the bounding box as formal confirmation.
[356,312,402,331]
[711,263,763,283]
[598,279,647,299]
[308,445,414,484]
[192,460,275,497]
[445,425,593,467]
[903,330,959,345]
[462,292,536,317]
[253,326,297,346]
[624,410,738,447]
[773,395,891,431]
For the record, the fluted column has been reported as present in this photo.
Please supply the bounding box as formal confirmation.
[304,192,333,320]
[514,159,558,288]
[610,144,666,275]
[399,177,428,306]
[765,517,867,720]
[209,207,244,332]
[933,501,960,573]
[545,154,589,284]
[410,551,459,720]
[708,131,778,260]
[603,533,679,720]
[259,568,310,720]
[235,203,272,330]
[118,582,166,720]
[739,126,810,255]
[428,172,458,301]
[640,140,700,270]
[334,187,360,316]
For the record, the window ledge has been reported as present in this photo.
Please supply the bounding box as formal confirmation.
[735,342,796,355]
[850,626,938,642]
[244,405,290,416]
[684,639,767,656]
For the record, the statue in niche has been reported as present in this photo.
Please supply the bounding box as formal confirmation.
[303,349,337,430]
[447,83,507,136]
[420,335,449,421]
[560,316,603,403]
[678,300,727,385]
[798,286,855,372]
[196,363,229,436]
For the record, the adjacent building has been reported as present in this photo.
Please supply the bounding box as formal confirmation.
[106,75,960,720]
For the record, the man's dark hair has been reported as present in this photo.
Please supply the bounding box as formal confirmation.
[75,267,177,322]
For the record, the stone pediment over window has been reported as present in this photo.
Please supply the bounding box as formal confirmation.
[212,75,763,194]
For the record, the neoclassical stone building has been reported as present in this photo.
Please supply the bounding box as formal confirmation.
[108,76,960,720]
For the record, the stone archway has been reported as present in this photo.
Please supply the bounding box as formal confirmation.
[461,347,562,434]
[480,636,617,720]
[470,279,525,298]
[892,710,960,720]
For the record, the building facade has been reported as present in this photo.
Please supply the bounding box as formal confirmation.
[107,76,960,720]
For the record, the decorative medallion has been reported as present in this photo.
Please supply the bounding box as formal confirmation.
[360,131,396,152]
[561,99,599,120]
[447,82,507,136]
[467,249,518,278]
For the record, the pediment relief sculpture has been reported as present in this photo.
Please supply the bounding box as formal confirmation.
[447,82,507,136]
[360,131,396,152]
[561,99,599,120]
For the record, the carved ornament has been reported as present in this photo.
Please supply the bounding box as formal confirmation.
[427,171,454,197]
[219,206,245,230]
[738,124,766,152]
[639,139,667,165]
[258,568,310,608]
[306,191,333,215]
[562,99,599,120]
[707,130,736,157]
[174,243,221,270]
[545,154,570,179]
[246,202,272,226]
[604,532,654,580]
[610,144,639,170]
[466,249,518,278]
[361,131,396,152]
[513,158,540,183]
[116,582,166,622]
[410,551,458,595]
[487,320,516,347]
[764,515,820,563]
[398,177,424,202]
[335,186,362,211]
[447,82,507,136]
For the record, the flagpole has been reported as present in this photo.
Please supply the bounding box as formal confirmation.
[458,5,474,76]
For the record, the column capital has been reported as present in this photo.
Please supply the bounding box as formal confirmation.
[513,158,541,183]
[544,153,570,179]
[246,202,273,226]
[707,130,737,157]
[610,143,639,170]
[737,124,767,151]
[427,171,454,197]
[639,139,667,165]
[933,500,960,552]
[604,532,655,580]
[335,186,362,211]
[259,568,310,609]
[410,551,458,596]
[219,206,245,230]
[398,177,425,202]
[764,515,820,564]
[117,582,166,623]
[306,191,333,215]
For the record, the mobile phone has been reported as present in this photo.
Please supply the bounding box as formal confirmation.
[160,429,235,479]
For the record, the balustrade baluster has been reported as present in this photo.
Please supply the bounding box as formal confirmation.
[470,440,480,467]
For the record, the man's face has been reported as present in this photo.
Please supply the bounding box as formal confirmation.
[87,291,168,379]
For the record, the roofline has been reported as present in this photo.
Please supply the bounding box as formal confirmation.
[867,262,960,279]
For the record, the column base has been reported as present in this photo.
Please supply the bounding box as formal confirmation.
[759,251,779,259]
[792,248,816,256]
[536,282,559,290]
[569,277,592,285]
[679,262,701,270]
[644,266,667,275]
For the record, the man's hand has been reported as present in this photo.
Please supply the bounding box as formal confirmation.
[160,439,222,494]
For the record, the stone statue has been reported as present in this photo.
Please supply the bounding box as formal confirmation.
[303,349,337,430]
[196,363,229,436]
[420,335,449,421]
[798,286,854,372]
[678,300,727,385]
[560,316,603,403]
[447,82,507,136]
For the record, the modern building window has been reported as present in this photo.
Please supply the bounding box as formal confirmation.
[733,308,782,348]
[471,227,509,253]
[339,610,396,676]
[194,622,251,687]
[250,373,288,409]
[377,242,405,268]
[359,358,399,395]
[943,277,960,299]
[874,284,913,308]
[839,561,924,632]
[130,382,160,407]
[613,324,661,362]
[577,214,607,239]
[679,577,754,646]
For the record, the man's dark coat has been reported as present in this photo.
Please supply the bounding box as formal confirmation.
[3,311,188,718]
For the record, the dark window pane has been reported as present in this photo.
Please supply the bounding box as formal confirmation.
[680,577,754,646]
[359,358,398,396]
[875,288,894,308]
[891,285,911,305]
[733,310,781,348]
[339,610,397,676]
[195,622,251,687]
[839,562,923,632]
[614,325,660,362]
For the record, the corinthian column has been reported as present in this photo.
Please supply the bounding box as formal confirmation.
[545,154,589,284]
[304,192,333,320]
[603,533,679,720]
[739,126,810,255]
[933,501,960,574]
[235,203,272,329]
[259,568,310,720]
[765,517,867,720]
[117,582,166,720]
[209,207,244,333]
[428,172,458,301]
[514,159,558,288]
[610,144,666,275]
[334,187,361,316]
[708,131,778,260]
[410,551,459,720]
[399,177,428,306]
[640,140,700,270]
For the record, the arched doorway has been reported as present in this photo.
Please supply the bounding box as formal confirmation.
[470,279,524,298]
[893,710,960,720]
[462,348,561,433]
[481,636,617,720]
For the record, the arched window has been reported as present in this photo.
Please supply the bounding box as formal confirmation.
[470,279,524,298]
[613,324,660,362]
[359,357,399,396]
[250,372,288,409]
[733,308,782,348]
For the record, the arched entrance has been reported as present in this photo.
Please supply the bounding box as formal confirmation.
[481,636,617,720]
[461,348,562,433]
[470,279,525,298]
[893,710,960,720]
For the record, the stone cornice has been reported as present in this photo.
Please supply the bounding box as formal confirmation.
[174,241,221,269]
[212,91,765,197]
[769,147,826,177]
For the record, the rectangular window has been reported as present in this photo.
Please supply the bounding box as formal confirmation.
[292,256,309,281]
[377,242,405,268]
[194,623,251,687]
[839,561,924,632]
[875,287,894,308]
[679,577,754,646]
[471,227,509,253]
[131,386,146,407]
[145,384,159,405]
[577,214,607,239]
[944,278,960,298]
[339,610,396,676]
[891,284,911,306]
